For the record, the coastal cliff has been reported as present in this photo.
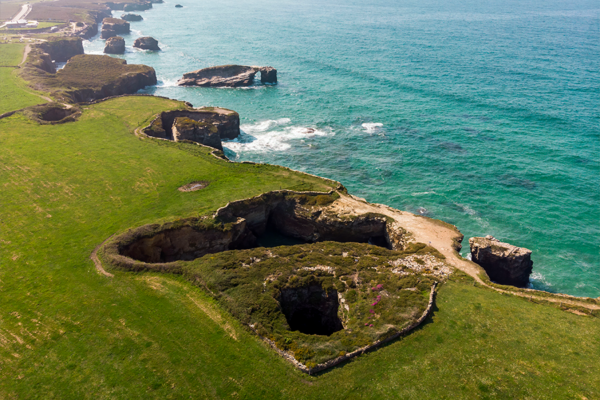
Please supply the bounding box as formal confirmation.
[143,107,240,149]
[22,43,156,103]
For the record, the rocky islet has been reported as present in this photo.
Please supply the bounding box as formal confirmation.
[469,235,533,287]
[177,65,278,87]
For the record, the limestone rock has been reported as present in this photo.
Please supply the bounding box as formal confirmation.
[172,117,223,150]
[103,36,125,54]
[178,65,256,87]
[178,65,278,87]
[121,13,143,21]
[259,66,277,84]
[469,235,533,287]
[101,17,130,39]
[143,107,240,148]
[133,36,160,51]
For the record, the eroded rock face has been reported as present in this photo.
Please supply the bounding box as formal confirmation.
[57,55,157,102]
[37,37,84,63]
[104,36,125,54]
[260,66,277,83]
[143,107,240,147]
[101,17,130,39]
[178,65,256,87]
[117,191,406,265]
[123,220,250,263]
[172,117,222,150]
[133,36,160,51]
[121,13,143,21]
[469,235,533,287]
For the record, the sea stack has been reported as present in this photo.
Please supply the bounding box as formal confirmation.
[121,13,143,21]
[101,18,130,39]
[259,66,277,84]
[469,235,533,287]
[103,36,125,54]
[133,37,160,51]
[177,65,277,87]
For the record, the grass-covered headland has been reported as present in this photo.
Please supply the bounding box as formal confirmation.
[0,32,598,399]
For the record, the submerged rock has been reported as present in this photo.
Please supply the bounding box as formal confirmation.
[175,4,183,8]
[133,36,160,51]
[101,17,130,39]
[121,13,143,21]
[177,65,278,87]
[103,36,125,54]
[469,235,533,287]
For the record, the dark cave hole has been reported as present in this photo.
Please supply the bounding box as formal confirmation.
[40,107,75,122]
[279,286,343,336]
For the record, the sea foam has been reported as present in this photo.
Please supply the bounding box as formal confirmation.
[223,119,333,153]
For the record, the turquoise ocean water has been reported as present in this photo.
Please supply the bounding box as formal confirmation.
[84,0,599,297]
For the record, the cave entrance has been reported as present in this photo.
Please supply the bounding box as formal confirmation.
[279,286,343,336]
[255,226,307,248]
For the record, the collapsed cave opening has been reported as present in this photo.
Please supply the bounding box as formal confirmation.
[122,210,392,263]
[279,285,343,336]
[119,193,400,264]
[40,107,76,122]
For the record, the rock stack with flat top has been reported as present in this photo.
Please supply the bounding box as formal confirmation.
[133,36,160,51]
[177,65,278,87]
[101,18,130,39]
[469,235,533,287]
[104,36,125,54]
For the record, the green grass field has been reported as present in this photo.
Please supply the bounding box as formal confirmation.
[0,43,49,113]
[0,43,26,65]
[1,95,598,400]
[0,68,46,113]
[0,44,598,399]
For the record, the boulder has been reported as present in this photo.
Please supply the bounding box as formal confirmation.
[175,4,183,8]
[469,235,533,287]
[104,36,125,54]
[259,66,277,84]
[133,36,160,51]
[177,65,257,87]
[121,13,143,21]
[101,17,130,39]
[172,117,223,150]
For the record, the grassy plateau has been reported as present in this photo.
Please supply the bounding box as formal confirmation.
[0,39,598,400]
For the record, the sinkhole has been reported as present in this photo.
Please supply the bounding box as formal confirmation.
[279,286,343,336]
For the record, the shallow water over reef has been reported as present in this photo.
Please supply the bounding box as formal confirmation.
[84,0,599,297]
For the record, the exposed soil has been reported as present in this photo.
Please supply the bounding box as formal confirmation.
[178,181,209,192]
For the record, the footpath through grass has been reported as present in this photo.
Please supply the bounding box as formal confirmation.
[0,43,48,113]
[0,95,598,398]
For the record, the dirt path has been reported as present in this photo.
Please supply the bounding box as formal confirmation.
[19,44,30,66]
[333,194,600,312]
[90,237,114,278]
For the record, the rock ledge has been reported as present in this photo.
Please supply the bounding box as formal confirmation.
[469,235,533,287]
